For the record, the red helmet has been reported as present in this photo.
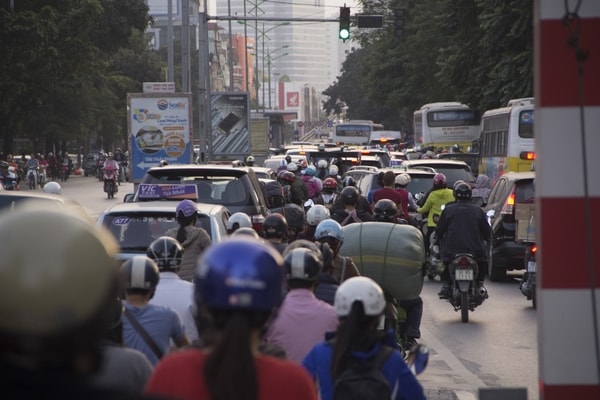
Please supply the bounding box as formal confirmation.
[323,177,337,189]
[279,171,296,184]
[433,173,447,186]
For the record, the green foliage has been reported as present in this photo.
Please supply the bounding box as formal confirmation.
[323,0,533,133]
[0,0,163,154]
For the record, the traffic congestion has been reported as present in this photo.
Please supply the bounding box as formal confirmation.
[1,139,538,400]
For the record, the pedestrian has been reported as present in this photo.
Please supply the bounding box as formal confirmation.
[263,247,339,363]
[165,199,212,281]
[302,276,426,400]
[145,238,319,400]
[146,236,199,343]
[120,256,190,366]
[0,208,161,400]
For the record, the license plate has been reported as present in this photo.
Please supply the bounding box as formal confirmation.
[455,269,473,280]
[527,261,536,272]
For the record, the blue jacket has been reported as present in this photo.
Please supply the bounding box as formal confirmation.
[302,332,426,400]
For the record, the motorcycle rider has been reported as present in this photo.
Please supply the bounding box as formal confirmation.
[263,247,338,363]
[226,212,253,235]
[0,161,18,190]
[313,177,339,209]
[261,213,289,255]
[417,173,455,256]
[26,153,40,187]
[114,148,128,182]
[102,152,119,193]
[435,182,491,299]
[287,162,309,206]
[331,186,374,226]
[373,199,424,348]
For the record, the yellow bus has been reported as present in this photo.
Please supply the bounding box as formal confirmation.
[478,98,535,184]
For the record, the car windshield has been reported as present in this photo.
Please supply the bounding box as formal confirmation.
[101,212,213,250]
[430,166,475,186]
[406,174,436,195]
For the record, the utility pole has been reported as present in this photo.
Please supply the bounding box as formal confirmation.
[181,0,190,92]
[167,0,174,82]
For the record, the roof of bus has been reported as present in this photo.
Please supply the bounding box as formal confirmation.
[419,102,469,110]
[482,102,534,117]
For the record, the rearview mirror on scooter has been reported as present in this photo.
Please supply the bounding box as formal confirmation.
[406,343,429,375]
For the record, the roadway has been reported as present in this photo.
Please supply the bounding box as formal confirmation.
[55,173,539,400]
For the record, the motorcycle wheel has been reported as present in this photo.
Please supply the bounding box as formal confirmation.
[460,291,469,323]
[28,175,35,190]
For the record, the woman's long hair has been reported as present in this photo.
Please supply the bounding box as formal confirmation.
[176,212,196,244]
[330,301,385,379]
[204,309,272,400]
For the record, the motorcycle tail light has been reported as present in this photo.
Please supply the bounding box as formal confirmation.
[458,257,470,267]
[531,245,537,254]
[251,214,265,233]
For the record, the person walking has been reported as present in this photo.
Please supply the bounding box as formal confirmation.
[145,238,318,400]
[165,199,212,281]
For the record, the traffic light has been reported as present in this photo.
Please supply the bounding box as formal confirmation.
[394,8,406,38]
[339,6,350,41]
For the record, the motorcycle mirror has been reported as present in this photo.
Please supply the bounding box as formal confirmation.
[440,204,446,211]
[304,199,314,208]
[486,209,495,218]
[406,343,429,376]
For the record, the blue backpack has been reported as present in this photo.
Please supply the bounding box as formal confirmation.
[332,345,394,400]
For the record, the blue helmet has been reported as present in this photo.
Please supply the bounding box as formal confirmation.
[194,238,284,311]
[304,165,317,176]
[314,219,344,242]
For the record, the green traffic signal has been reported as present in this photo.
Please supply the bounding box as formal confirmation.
[339,6,350,41]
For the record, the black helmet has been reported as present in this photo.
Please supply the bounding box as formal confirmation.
[373,199,398,222]
[146,236,184,271]
[263,213,288,239]
[120,256,160,290]
[340,186,359,206]
[283,248,323,282]
[454,182,472,200]
[284,203,306,230]
[342,176,356,187]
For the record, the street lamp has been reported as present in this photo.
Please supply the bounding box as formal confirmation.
[266,49,289,109]
[258,22,289,111]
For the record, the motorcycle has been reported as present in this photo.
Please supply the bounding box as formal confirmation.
[1,168,19,190]
[59,164,69,182]
[423,231,445,281]
[102,167,118,199]
[442,252,487,323]
[519,243,537,309]
[38,164,47,188]
[27,166,39,190]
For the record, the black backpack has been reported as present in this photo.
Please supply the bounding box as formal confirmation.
[332,345,394,400]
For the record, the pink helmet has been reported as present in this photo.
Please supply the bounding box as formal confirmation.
[433,173,447,186]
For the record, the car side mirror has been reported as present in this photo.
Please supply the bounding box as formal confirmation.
[123,193,135,203]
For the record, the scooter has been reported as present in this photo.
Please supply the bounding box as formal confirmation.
[27,166,39,190]
[442,252,487,323]
[0,168,19,190]
[103,167,118,199]
[519,243,537,309]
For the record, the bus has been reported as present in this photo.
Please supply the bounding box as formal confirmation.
[413,102,481,151]
[332,120,384,146]
[478,97,535,183]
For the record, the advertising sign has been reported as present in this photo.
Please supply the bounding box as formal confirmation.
[128,93,193,182]
[211,92,250,156]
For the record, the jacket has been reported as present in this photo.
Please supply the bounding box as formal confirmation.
[436,201,491,263]
[417,188,455,227]
[165,226,212,281]
[302,331,426,400]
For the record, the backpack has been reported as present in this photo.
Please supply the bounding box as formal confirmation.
[332,345,394,400]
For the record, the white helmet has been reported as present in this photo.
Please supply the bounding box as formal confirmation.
[43,181,62,195]
[317,159,328,169]
[395,173,411,186]
[328,165,339,176]
[334,276,386,317]
[226,212,252,231]
[246,155,255,163]
[287,162,298,172]
[306,204,330,226]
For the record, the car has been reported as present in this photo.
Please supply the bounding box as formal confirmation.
[263,155,287,171]
[436,152,480,176]
[97,189,230,262]
[135,164,269,231]
[399,159,476,188]
[484,171,535,281]
[0,190,89,220]
[248,166,277,180]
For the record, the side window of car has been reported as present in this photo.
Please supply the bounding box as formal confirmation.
[488,179,505,206]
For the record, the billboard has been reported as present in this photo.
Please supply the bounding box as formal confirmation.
[127,93,193,182]
[210,92,250,156]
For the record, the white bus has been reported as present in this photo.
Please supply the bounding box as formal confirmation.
[413,102,481,151]
[478,97,535,183]
[332,120,384,146]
